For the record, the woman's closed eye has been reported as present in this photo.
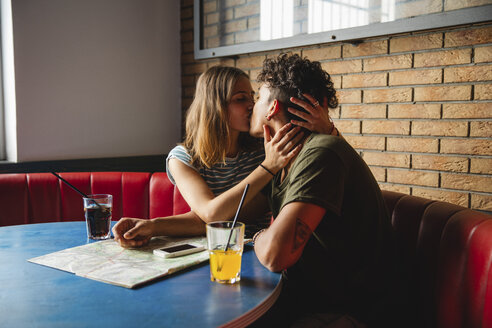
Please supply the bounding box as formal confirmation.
[233,96,254,104]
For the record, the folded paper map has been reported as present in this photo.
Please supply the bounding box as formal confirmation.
[28,236,209,288]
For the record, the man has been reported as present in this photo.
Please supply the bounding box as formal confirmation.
[249,54,398,327]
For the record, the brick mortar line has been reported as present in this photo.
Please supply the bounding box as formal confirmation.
[338,118,492,121]
[355,153,487,158]
[361,150,492,158]
[374,166,492,177]
[339,101,483,106]
[231,61,490,72]
[387,43,492,57]
[390,23,488,37]
[341,100,492,104]
[473,44,492,49]
[311,43,492,62]
[382,184,492,195]
[372,165,472,174]
[381,187,489,201]
[355,148,491,156]
[344,134,492,138]
[336,62,492,77]
[339,81,492,90]
[361,151,491,157]
[438,23,492,34]
[378,182,492,197]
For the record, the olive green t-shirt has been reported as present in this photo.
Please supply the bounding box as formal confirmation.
[264,133,395,323]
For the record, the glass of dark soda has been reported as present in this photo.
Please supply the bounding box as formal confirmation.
[83,194,112,240]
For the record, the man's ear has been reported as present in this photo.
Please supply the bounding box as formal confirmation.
[266,99,282,121]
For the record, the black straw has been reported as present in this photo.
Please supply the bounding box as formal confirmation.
[51,172,88,197]
[225,184,249,251]
[51,172,100,207]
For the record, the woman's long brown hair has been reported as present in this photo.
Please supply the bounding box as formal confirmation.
[183,66,259,168]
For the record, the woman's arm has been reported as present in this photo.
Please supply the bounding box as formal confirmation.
[113,193,270,249]
[170,124,302,223]
[113,211,206,248]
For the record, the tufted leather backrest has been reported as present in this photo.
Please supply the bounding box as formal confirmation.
[1,173,491,327]
[382,190,492,328]
[0,172,190,226]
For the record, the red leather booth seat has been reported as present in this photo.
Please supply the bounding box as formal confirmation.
[0,172,190,226]
[384,190,492,328]
[0,172,491,327]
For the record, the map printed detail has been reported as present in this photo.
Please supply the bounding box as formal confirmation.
[28,236,209,288]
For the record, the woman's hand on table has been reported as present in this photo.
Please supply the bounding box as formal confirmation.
[112,218,154,248]
[288,93,337,135]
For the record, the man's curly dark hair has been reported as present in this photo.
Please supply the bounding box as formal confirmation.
[257,53,338,122]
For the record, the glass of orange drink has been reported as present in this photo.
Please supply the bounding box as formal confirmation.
[206,221,245,284]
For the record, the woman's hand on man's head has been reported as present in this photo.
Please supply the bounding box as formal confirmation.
[288,93,336,135]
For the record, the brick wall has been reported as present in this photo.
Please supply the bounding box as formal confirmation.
[181,0,492,212]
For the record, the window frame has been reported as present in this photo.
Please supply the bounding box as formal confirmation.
[194,1,492,60]
[0,3,5,161]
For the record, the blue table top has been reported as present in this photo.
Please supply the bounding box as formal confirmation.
[0,222,281,328]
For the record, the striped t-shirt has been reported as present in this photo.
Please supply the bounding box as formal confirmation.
[166,145,265,196]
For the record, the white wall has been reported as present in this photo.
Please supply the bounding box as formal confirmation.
[9,0,181,162]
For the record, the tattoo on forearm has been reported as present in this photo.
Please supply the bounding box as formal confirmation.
[292,218,311,253]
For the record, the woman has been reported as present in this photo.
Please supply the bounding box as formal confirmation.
[113,65,339,248]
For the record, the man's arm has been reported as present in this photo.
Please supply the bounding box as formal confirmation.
[253,201,326,272]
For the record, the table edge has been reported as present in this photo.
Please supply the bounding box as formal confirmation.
[221,277,283,328]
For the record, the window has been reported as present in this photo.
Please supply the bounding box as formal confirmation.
[195,0,492,59]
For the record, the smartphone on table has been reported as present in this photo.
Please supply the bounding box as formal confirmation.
[153,243,205,258]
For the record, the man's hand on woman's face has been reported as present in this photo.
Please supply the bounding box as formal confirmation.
[288,93,335,135]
